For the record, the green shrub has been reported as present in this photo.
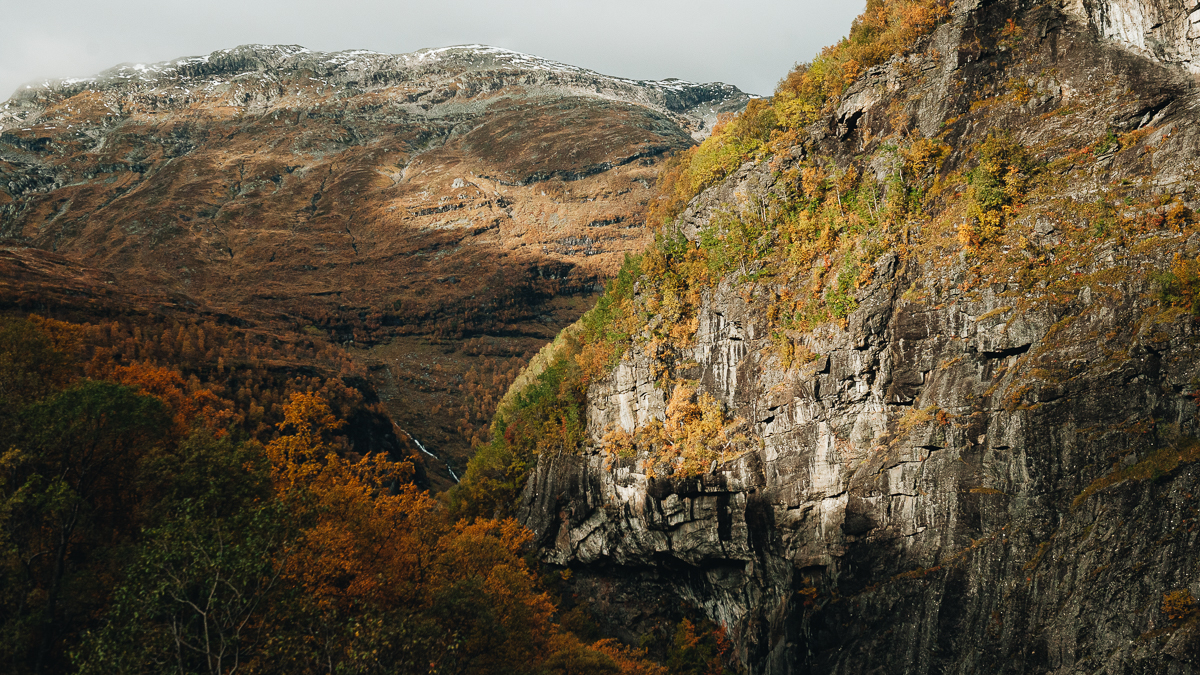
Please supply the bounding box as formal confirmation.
[961,131,1036,246]
[1153,254,1200,314]
[698,211,775,282]
[827,258,862,318]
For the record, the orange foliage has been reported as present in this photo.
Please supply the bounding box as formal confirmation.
[671,618,735,675]
[654,0,952,226]
[76,315,370,438]
[91,360,234,435]
[267,393,558,671]
[592,639,670,675]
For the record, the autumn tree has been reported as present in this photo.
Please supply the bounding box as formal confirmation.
[264,393,560,674]
[90,361,234,437]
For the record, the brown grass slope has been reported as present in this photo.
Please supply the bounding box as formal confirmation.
[0,45,748,486]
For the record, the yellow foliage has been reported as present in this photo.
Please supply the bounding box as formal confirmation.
[264,391,347,492]
[960,131,1035,247]
[1154,253,1200,314]
[802,166,828,200]
[608,383,753,476]
[902,137,950,178]
[1072,438,1200,509]
[776,0,951,123]
[1164,589,1198,623]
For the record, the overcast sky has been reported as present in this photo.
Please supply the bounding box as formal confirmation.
[2,0,864,100]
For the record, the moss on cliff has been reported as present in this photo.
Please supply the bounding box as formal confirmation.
[651,0,954,226]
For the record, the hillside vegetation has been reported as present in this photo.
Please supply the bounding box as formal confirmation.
[0,313,737,674]
[455,0,1200,522]
[453,0,960,516]
[0,45,748,488]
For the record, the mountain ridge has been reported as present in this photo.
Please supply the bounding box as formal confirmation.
[0,43,750,487]
[1,43,748,141]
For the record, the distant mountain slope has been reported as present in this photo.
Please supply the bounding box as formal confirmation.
[0,44,749,486]
[0,44,743,139]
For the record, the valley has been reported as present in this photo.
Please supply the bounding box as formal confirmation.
[5,0,1200,672]
[0,44,749,487]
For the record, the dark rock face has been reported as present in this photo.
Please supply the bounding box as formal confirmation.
[520,1,1200,672]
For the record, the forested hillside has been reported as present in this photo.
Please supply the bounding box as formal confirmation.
[0,44,748,487]
[0,312,739,673]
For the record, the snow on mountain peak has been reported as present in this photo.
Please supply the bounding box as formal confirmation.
[0,44,749,138]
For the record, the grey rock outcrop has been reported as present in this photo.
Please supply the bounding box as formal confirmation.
[1066,0,1200,72]
[0,44,749,141]
[519,1,1200,672]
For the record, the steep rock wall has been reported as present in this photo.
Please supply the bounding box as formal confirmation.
[519,1,1200,672]
[1067,0,1200,73]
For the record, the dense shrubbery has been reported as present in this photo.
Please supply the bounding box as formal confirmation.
[1153,254,1200,315]
[960,130,1036,246]
[450,344,589,519]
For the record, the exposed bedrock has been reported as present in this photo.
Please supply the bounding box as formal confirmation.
[519,1,1200,672]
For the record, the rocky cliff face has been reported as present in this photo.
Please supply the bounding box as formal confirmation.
[519,1,1200,672]
[0,45,748,485]
[1066,0,1200,72]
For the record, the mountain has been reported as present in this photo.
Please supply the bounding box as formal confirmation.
[464,0,1200,671]
[0,44,750,486]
